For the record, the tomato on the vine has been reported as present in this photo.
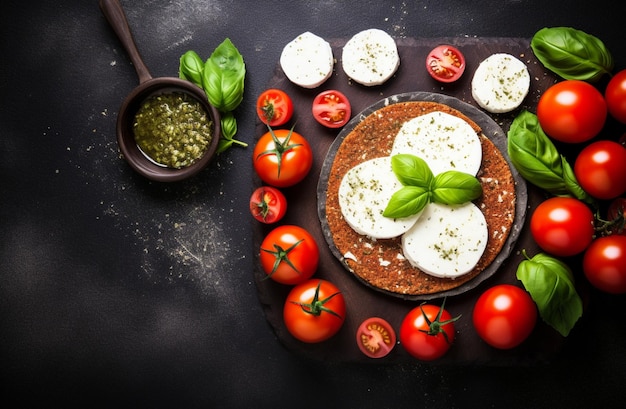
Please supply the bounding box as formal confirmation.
[608,197,626,236]
[283,279,346,343]
[583,235,626,294]
[253,127,313,187]
[256,88,294,127]
[605,69,626,124]
[425,45,466,83]
[356,317,396,359]
[249,186,287,224]
[574,140,626,200]
[259,225,319,285]
[472,284,537,349]
[537,80,607,143]
[399,300,459,361]
[530,197,595,257]
[312,90,351,128]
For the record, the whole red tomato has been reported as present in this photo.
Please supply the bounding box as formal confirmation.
[355,317,396,359]
[399,301,459,361]
[253,127,313,187]
[472,284,537,349]
[605,69,626,124]
[312,90,351,128]
[249,186,287,224]
[583,235,626,294]
[574,140,626,200]
[425,45,466,83]
[537,80,607,143]
[530,197,595,257]
[283,279,346,343]
[256,88,294,127]
[259,225,319,285]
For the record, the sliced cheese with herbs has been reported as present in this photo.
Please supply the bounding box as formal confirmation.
[341,29,400,86]
[280,32,334,88]
[338,156,423,239]
[471,53,530,113]
[401,202,488,278]
[390,111,482,176]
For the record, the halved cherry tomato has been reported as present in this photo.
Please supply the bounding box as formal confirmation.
[425,45,466,83]
[312,90,351,128]
[472,284,537,349]
[283,279,346,343]
[259,225,319,285]
[605,69,626,124]
[253,127,313,187]
[256,88,294,127]
[356,317,396,359]
[537,80,607,144]
[399,300,459,361]
[583,235,626,294]
[249,186,287,224]
[574,140,626,200]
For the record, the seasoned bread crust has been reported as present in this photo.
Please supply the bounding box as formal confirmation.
[324,101,516,296]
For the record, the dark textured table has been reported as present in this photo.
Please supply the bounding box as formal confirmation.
[2,1,626,407]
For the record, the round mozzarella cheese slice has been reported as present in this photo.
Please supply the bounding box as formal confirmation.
[341,29,400,86]
[338,156,422,239]
[471,53,530,114]
[402,202,488,279]
[280,32,334,88]
[390,111,482,176]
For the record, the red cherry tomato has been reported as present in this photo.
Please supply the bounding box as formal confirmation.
[356,317,396,359]
[259,225,319,285]
[253,128,313,188]
[605,69,626,124]
[608,197,626,236]
[283,279,346,343]
[249,186,287,224]
[312,90,351,128]
[537,80,607,143]
[574,140,626,200]
[472,284,537,349]
[425,45,466,83]
[399,301,459,361]
[583,235,626,294]
[256,88,294,127]
[530,197,595,257]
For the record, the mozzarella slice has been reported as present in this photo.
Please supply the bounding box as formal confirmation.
[471,53,530,113]
[341,29,399,86]
[402,202,488,278]
[280,32,334,88]
[390,111,482,176]
[338,156,422,239]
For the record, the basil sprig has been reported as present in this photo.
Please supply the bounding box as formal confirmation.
[383,154,482,219]
[516,251,583,337]
[179,38,247,153]
[531,27,613,82]
[507,111,595,206]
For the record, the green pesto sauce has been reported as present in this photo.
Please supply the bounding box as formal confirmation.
[132,92,213,169]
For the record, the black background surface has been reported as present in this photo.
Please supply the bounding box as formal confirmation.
[2,1,626,407]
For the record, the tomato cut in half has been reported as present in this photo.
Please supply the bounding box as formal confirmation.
[256,88,294,127]
[356,317,396,358]
[249,186,287,224]
[426,45,466,83]
[312,90,351,128]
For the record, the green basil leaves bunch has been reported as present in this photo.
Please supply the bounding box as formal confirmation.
[383,154,483,219]
[531,27,613,82]
[516,250,583,337]
[179,38,247,153]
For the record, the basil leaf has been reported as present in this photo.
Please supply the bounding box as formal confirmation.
[178,50,205,88]
[531,27,613,82]
[516,251,583,337]
[383,186,430,219]
[432,171,483,205]
[391,154,434,187]
[203,38,246,112]
[507,111,594,205]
